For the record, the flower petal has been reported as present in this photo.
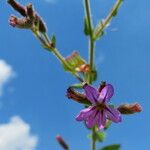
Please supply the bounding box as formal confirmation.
[105,106,122,123]
[84,84,99,104]
[76,106,95,121]
[97,111,107,130]
[85,110,99,128]
[98,84,114,103]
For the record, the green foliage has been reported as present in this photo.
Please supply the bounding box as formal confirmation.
[87,131,106,143]
[101,144,121,150]
[84,68,97,83]
[96,131,106,142]
[70,83,83,89]
[51,34,56,48]
[84,17,90,36]
[63,51,87,73]
[112,10,118,16]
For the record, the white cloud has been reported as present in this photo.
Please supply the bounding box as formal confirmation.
[0,116,38,150]
[0,60,15,96]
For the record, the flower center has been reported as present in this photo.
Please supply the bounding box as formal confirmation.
[95,103,106,110]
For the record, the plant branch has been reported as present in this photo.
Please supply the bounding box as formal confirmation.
[92,127,97,150]
[84,1,97,150]
[84,0,95,84]
[33,31,84,82]
[94,0,123,40]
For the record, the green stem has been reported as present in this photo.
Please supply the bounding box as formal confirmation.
[33,31,84,82]
[89,38,95,84]
[84,0,95,84]
[94,0,123,40]
[92,127,96,150]
[84,0,93,35]
[52,47,84,82]
[84,1,96,150]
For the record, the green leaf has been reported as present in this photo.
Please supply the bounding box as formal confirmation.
[101,144,121,150]
[112,10,118,16]
[84,68,97,83]
[91,69,97,82]
[70,83,83,89]
[84,17,90,36]
[96,132,106,142]
[51,34,56,48]
[64,51,87,73]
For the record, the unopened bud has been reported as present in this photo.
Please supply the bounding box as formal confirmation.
[98,81,106,92]
[34,15,47,33]
[9,15,32,29]
[117,103,142,114]
[8,0,47,33]
[66,87,91,105]
[26,3,34,20]
[7,0,26,17]
[56,135,69,150]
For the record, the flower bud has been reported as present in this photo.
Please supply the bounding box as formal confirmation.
[8,0,47,33]
[56,135,69,150]
[117,103,142,114]
[66,87,91,105]
[35,15,47,33]
[98,81,106,92]
[26,3,34,20]
[9,16,32,29]
[7,0,26,17]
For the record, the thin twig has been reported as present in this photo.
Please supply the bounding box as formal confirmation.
[94,0,123,40]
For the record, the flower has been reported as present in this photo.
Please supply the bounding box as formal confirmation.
[76,83,121,129]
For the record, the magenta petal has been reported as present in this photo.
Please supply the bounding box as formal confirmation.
[98,84,114,102]
[105,106,122,123]
[97,111,106,130]
[85,110,98,128]
[76,106,95,121]
[84,85,99,104]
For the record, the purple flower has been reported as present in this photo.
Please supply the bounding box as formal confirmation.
[76,84,121,129]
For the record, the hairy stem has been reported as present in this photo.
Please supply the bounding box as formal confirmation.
[92,127,97,150]
[33,31,84,82]
[84,0,96,150]
[84,0,95,84]
[94,0,123,40]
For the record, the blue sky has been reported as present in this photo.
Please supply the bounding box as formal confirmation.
[0,0,149,149]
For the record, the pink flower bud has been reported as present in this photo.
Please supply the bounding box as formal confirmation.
[117,103,142,114]
[66,87,91,105]
[7,0,26,17]
[56,135,69,150]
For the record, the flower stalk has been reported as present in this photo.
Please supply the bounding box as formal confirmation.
[7,1,142,150]
[94,0,123,40]
[84,0,95,84]
[37,32,84,82]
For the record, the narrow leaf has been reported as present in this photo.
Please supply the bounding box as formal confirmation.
[51,34,56,48]
[84,17,90,36]
[70,83,83,89]
[101,144,121,150]
[96,132,106,142]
